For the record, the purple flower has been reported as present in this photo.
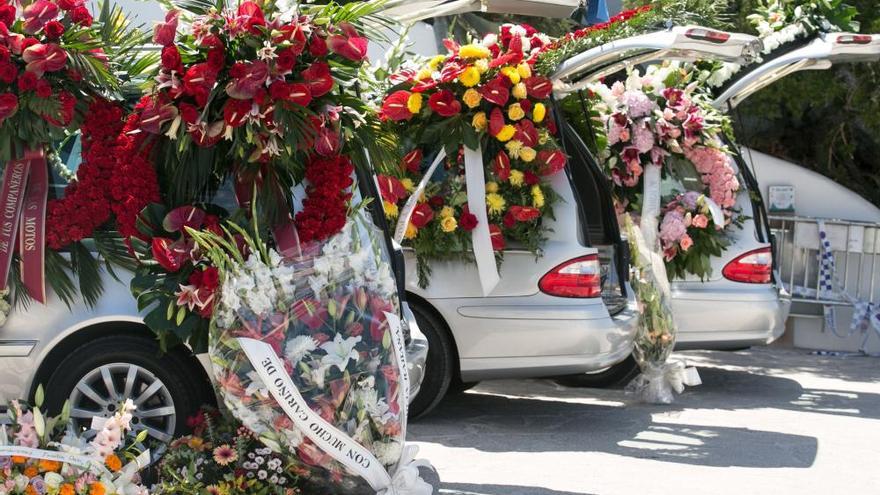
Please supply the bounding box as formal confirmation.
[29,476,47,495]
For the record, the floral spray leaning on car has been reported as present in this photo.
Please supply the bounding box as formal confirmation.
[189,204,433,495]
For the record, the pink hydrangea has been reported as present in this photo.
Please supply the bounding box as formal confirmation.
[659,210,687,245]
[631,120,655,153]
[622,90,655,118]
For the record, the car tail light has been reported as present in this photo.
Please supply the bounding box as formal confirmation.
[539,255,602,298]
[723,248,773,284]
[685,28,731,44]
[837,34,873,45]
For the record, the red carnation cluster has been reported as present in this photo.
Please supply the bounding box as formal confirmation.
[45,99,123,249]
[294,154,354,243]
[541,5,653,54]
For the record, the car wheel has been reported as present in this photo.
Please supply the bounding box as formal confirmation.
[554,355,640,388]
[446,380,479,395]
[407,304,454,420]
[44,334,210,446]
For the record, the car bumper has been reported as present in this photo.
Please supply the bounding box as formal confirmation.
[672,284,791,349]
[402,302,429,403]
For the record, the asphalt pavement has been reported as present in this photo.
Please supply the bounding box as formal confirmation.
[409,347,880,495]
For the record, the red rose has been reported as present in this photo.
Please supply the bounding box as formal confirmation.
[183,63,217,107]
[538,150,567,176]
[429,195,445,208]
[402,149,423,173]
[0,5,15,28]
[314,126,339,157]
[524,170,540,186]
[480,76,510,106]
[301,61,333,97]
[0,92,18,124]
[226,60,269,100]
[34,79,52,98]
[160,45,182,71]
[489,224,505,251]
[43,21,65,40]
[222,98,252,128]
[0,62,15,84]
[427,90,461,117]
[489,107,505,137]
[199,266,220,291]
[380,90,413,122]
[459,207,478,231]
[153,10,179,46]
[178,102,199,124]
[275,48,297,73]
[70,6,93,26]
[23,43,67,76]
[309,33,328,57]
[17,71,38,91]
[23,0,58,34]
[493,150,511,181]
[0,46,9,63]
[503,211,516,228]
[410,203,434,228]
[524,76,552,99]
[510,205,541,222]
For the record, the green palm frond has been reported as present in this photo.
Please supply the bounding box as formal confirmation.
[44,250,79,308]
[159,0,226,16]
[70,242,104,308]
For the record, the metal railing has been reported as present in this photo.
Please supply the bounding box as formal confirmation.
[770,215,880,311]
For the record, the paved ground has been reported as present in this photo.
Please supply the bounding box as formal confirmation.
[409,347,880,495]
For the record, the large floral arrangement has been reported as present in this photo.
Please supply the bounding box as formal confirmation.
[379,23,565,286]
[589,65,741,279]
[0,387,150,495]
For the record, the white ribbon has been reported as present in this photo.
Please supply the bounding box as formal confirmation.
[703,196,726,229]
[640,163,662,250]
[383,311,411,440]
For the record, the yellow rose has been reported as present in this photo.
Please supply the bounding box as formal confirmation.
[486,192,506,215]
[532,102,546,123]
[440,216,458,233]
[508,103,525,121]
[475,58,489,74]
[406,93,422,114]
[501,66,521,85]
[401,178,415,192]
[520,147,537,163]
[440,206,455,218]
[531,185,545,208]
[463,88,482,109]
[512,82,528,100]
[383,200,399,219]
[496,124,516,142]
[459,44,491,59]
[505,139,523,159]
[485,181,499,193]
[459,66,481,87]
[509,169,524,187]
[416,67,433,81]
[517,63,532,79]
[428,55,446,70]
[472,111,488,131]
[404,223,418,239]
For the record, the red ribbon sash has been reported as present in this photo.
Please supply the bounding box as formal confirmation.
[0,148,48,303]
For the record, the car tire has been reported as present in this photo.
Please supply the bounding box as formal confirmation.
[446,380,479,395]
[43,334,211,445]
[407,304,455,420]
[554,355,640,388]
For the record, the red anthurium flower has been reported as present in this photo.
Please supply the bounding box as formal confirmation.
[163,205,207,233]
[410,203,434,228]
[309,32,328,57]
[510,205,541,222]
[70,6,92,26]
[459,206,478,231]
[524,170,540,186]
[275,23,307,55]
[480,77,510,106]
[489,224,505,251]
[411,79,438,93]
[327,24,368,62]
[189,120,225,148]
[402,149,423,173]
[314,126,340,156]
[275,48,298,73]
[57,0,83,11]
[0,92,18,125]
[222,98,252,128]
[438,62,465,84]
[154,10,179,46]
[43,90,75,127]
[0,4,15,27]
[493,150,511,181]
[237,1,266,34]
[23,0,58,35]
[301,61,333,97]
[515,119,539,147]
[151,237,188,273]
[139,100,178,134]
[538,150,567,176]
[428,90,461,117]
[22,43,67,76]
[160,45,182,72]
[443,38,460,54]
[183,63,217,107]
[272,81,312,107]
[381,90,413,121]
[489,107,505,137]
[377,175,407,203]
[524,76,553,99]
[227,60,269,100]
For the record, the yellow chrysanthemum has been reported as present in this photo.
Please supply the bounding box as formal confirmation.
[440,216,458,233]
[517,63,532,79]
[459,66,481,87]
[501,66,521,84]
[496,124,516,142]
[440,206,455,218]
[383,200,399,219]
[531,185,545,208]
[463,88,482,109]
[472,111,488,131]
[505,139,523,159]
[486,193,506,215]
[520,147,537,163]
[485,181,499,193]
[512,82,528,100]
[509,169,524,187]
[405,223,418,239]
[416,67,433,81]
[538,129,550,145]
[401,178,415,192]
[475,58,489,74]
[508,103,526,121]
[532,102,546,123]
[407,93,422,114]
[428,55,446,70]
[459,44,491,59]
